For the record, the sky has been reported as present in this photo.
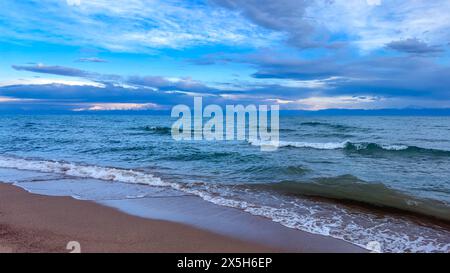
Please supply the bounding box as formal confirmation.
[1,0,450,112]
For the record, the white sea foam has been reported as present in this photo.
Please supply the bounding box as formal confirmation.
[0,155,449,253]
[249,140,412,151]
[380,144,409,150]
[248,140,349,149]
[0,156,165,186]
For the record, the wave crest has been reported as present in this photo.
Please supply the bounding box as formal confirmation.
[0,156,165,186]
[0,156,449,252]
[248,140,450,156]
[253,175,450,222]
[300,121,361,131]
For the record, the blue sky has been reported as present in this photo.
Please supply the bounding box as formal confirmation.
[1,0,450,112]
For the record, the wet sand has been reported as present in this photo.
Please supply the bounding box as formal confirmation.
[0,182,365,253]
[0,183,275,253]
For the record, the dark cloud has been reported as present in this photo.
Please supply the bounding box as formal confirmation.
[386,38,444,55]
[0,83,189,106]
[251,58,342,80]
[225,51,450,99]
[3,62,233,110]
[12,64,93,77]
[323,57,450,99]
[7,54,450,111]
[211,0,318,48]
[0,76,320,111]
[127,76,216,93]
[11,63,217,94]
[0,82,276,111]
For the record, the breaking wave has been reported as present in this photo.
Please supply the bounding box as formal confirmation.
[248,140,450,156]
[1,155,449,253]
[252,175,450,222]
[133,126,172,135]
[300,121,361,131]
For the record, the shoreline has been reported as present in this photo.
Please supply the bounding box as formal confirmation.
[0,183,276,253]
[0,181,366,253]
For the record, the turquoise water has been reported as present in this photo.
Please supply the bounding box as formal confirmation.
[0,114,449,252]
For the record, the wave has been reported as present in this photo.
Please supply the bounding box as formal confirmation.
[300,121,360,131]
[248,140,450,156]
[300,133,355,138]
[243,165,309,175]
[249,139,348,150]
[134,126,172,135]
[344,142,450,156]
[143,126,172,135]
[0,156,165,186]
[81,146,152,154]
[279,128,297,132]
[133,126,235,136]
[253,175,450,222]
[0,156,449,252]
[162,151,239,161]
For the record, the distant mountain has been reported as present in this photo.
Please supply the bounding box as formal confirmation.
[2,108,450,116]
[280,108,450,116]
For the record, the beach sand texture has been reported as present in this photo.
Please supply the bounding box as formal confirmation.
[0,183,275,253]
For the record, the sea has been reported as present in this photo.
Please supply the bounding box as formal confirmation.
[0,114,449,252]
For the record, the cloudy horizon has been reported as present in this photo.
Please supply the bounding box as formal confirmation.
[1,0,450,112]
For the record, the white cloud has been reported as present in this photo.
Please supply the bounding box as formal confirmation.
[265,98,295,104]
[286,95,383,110]
[306,0,450,52]
[73,103,159,111]
[0,96,21,102]
[165,90,216,97]
[262,77,347,89]
[0,96,37,103]
[366,0,381,6]
[2,0,449,53]
[66,0,81,6]
[1,0,278,51]
[0,78,105,88]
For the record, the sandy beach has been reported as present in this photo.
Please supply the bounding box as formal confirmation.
[0,183,276,253]
[0,181,366,253]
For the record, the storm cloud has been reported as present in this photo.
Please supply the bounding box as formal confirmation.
[386,39,444,55]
